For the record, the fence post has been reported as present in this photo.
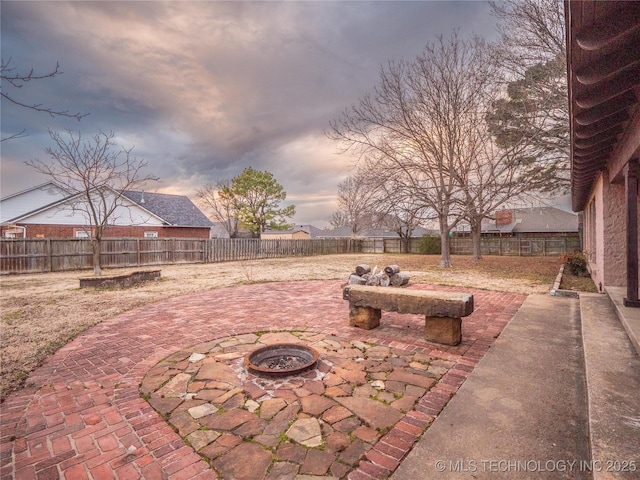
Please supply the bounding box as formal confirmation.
[47,238,53,272]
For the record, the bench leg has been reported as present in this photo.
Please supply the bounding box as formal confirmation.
[425,316,461,345]
[349,305,381,329]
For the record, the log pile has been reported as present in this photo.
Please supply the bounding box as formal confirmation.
[348,264,410,287]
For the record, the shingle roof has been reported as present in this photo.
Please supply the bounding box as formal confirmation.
[318,226,436,238]
[483,207,578,234]
[123,191,213,227]
[262,224,327,238]
[317,226,353,238]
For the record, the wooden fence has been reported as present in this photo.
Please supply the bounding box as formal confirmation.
[0,235,580,274]
[0,238,360,274]
[361,236,580,255]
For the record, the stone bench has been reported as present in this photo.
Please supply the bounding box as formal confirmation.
[343,285,474,346]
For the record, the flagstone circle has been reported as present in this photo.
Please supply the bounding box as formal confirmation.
[140,330,455,479]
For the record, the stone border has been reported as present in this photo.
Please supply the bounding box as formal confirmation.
[550,265,579,298]
[79,270,161,288]
[141,331,458,479]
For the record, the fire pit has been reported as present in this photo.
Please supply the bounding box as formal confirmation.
[244,343,319,377]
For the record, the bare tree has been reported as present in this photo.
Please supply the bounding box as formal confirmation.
[1,59,88,141]
[489,0,565,73]
[196,181,239,238]
[359,159,433,253]
[328,210,349,229]
[456,118,549,260]
[26,129,158,275]
[329,32,494,267]
[488,0,569,191]
[329,171,377,237]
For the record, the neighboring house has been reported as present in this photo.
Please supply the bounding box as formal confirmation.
[566,1,640,306]
[0,183,70,237]
[209,222,231,239]
[121,191,216,238]
[316,226,353,239]
[261,224,325,240]
[318,226,435,239]
[479,207,579,237]
[1,183,215,239]
[361,226,434,239]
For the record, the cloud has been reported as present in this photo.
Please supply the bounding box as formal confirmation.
[1,1,498,225]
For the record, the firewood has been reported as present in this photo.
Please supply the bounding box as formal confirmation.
[390,272,410,287]
[366,274,380,286]
[355,264,371,276]
[384,265,400,275]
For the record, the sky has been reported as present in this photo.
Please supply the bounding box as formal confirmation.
[1,0,502,227]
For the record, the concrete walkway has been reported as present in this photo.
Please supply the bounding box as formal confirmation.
[580,293,640,480]
[391,294,591,479]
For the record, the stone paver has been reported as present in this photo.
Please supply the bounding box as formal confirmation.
[286,418,323,447]
[0,280,525,480]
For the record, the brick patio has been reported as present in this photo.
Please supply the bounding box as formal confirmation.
[0,280,525,479]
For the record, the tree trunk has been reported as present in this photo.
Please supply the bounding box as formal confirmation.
[471,218,483,261]
[439,217,453,267]
[92,238,102,275]
[401,236,410,254]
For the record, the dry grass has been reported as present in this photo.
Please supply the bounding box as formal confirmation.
[0,254,562,401]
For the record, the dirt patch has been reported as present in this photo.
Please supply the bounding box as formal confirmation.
[560,271,599,293]
[0,254,561,401]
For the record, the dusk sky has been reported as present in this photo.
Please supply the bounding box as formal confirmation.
[1,1,501,227]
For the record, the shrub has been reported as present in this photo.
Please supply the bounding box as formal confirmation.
[419,235,441,255]
[564,250,589,276]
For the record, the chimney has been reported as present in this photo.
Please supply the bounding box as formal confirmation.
[140,191,145,204]
[495,209,513,225]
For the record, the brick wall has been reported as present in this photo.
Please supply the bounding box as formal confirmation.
[602,179,627,287]
[14,224,211,239]
[589,171,640,289]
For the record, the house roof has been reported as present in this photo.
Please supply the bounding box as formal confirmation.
[318,226,435,238]
[483,207,579,234]
[363,226,433,238]
[5,187,167,225]
[316,226,353,238]
[0,182,72,223]
[0,182,70,202]
[262,224,326,238]
[2,183,213,228]
[122,191,213,227]
[566,1,640,211]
